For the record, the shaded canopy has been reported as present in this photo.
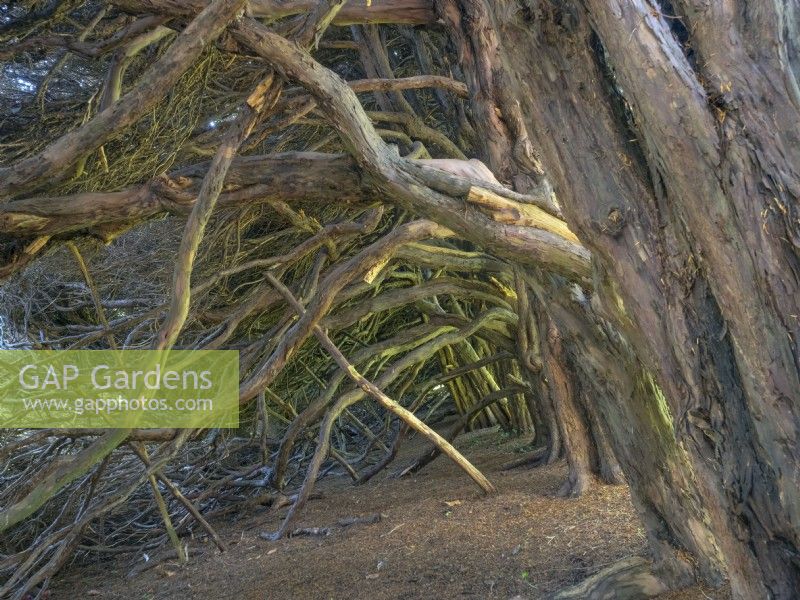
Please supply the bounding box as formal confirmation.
[2,1,800,599]
[0,3,580,597]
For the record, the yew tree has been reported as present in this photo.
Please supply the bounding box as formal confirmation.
[0,1,798,598]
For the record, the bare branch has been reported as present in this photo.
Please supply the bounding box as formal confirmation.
[0,0,248,201]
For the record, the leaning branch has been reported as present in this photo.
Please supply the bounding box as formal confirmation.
[115,0,437,25]
[233,19,592,280]
[155,73,279,349]
[0,153,366,237]
[238,219,450,403]
[265,272,497,494]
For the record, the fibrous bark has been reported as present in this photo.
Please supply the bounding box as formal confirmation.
[444,0,800,595]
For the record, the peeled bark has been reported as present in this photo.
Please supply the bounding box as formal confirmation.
[233,17,591,279]
[553,556,669,600]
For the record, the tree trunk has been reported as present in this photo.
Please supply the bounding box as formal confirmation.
[514,271,562,464]
[475,1,800,596]
[578,380,625,486]
[542,317,596,497]
[537,275,725,593]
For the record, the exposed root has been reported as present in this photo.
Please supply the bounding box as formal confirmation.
[552,556,670,599]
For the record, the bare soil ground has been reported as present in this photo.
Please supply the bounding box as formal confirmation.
[51,427,730,599]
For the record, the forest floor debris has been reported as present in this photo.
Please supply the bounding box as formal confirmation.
[49,427,729,599]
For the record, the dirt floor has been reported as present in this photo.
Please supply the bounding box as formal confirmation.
[51,427,731,599]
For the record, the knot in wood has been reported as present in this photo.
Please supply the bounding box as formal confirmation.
[603,208,626,237]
